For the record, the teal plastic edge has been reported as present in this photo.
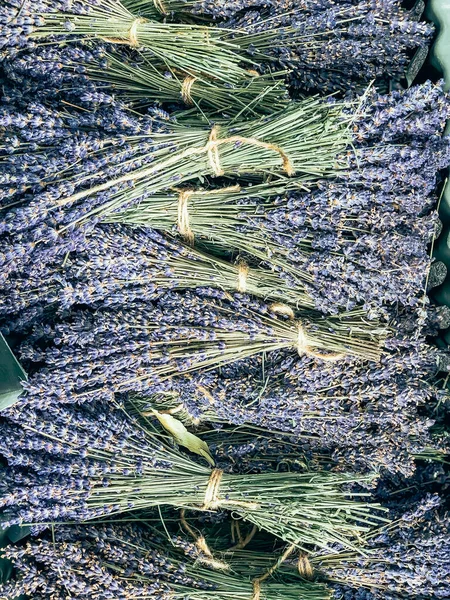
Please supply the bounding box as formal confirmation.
[0,334,27,412]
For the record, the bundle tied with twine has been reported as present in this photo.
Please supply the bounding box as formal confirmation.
[53,122,297,218]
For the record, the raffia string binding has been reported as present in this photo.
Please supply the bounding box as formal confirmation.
[270,302,345,362]
[153,0,168,14]
[229,520,258,550]
[128,17,146,46]
[252,544,297,600]
[180,509,230,571]
[102,17,148,47]
[181,76,197,105]
[174,185,241,245]
[297,554,314,580]
[237,261,249,293]
[177,189,195,245]
[206,125,295,177]
[203,469,259,510]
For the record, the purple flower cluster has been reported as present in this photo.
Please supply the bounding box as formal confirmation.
[0,399,169,527]
[246,82,450,312]
[188,0,435,92]
[0,522,211,599]
[327,494,450,599]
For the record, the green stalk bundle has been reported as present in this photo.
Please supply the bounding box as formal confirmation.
[22,403,386,553]
[78,49,289,117]
[55,98,353,226]
[34,1,249,83]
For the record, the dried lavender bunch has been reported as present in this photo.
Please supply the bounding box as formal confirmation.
[0,223,321,327]
[0,222,388,358]
[125,0,434,93]
[59,43,290,117]
[323,494,450,600]
[23,0,292,105]
[0,398,385,551]
[131,308,449,477]
[13,288,384,409]
[0,522,331,600]
[0,225,317,356]
[0,90,353,230]
[111,179,438,314]
[186,493,449,600]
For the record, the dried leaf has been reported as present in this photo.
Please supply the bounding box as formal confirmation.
[152,410,215,466]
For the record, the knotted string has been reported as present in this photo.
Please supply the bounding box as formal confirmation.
[181,75,197,105]
[252,544,297,600]
[205,125,295,177]
[297,554,314,579]
[102,17,148,47]
[269,303,345,362]
[153,0,168,14]
[180,509,229,571]
[174,185,241,245]
[203,468,259,510]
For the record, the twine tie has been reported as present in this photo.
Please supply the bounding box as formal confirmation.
[297,554,314,579]
[153,0,168,14]
[174,185,241,245]
[180,509,229,571]
[237,261,249,293]
[205,125,295,177]
[203,469,259,510]
[181,76,197,106]
[270,303,345,362]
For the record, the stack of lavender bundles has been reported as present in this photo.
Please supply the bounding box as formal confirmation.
[0,0,449,599]
[132,305,449,478]
[0,0,433,97]
[176,492,450,600]
[0,521,332,600]
[0,396,387,550]
[110,80,450,314]
[66,0,435,94]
